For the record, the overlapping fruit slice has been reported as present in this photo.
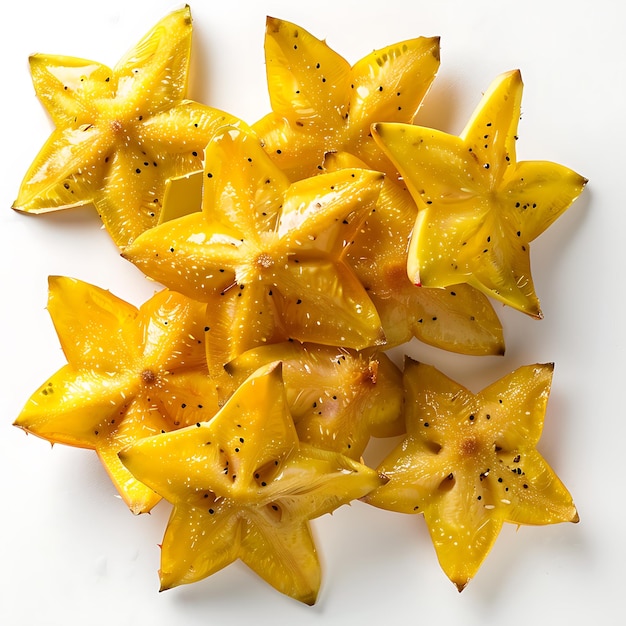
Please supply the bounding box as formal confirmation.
[372,70,587,317]
[123,125,386,373]
[13,6,241,248]
[14,276,220,514]
[364,358,578,591]
[225,341,404,459]
[253,17,440,181]
[119,362,384,604]
[325,151,504,353]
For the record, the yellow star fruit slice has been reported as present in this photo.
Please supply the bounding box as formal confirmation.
[122,125,386,374]
[224,342,404,459]
[253,17,440,181]
[13,6,241,248]
[119,362,384,604]
[365,358,578,591]
[324,151,504,354]
[372,70,587,317]
[14,276,220,514]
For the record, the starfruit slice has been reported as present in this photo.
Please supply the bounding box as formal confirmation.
[122,125,385,374]
[13,6,241,248]
[253,17,440,181]
[224,341,404,459]
[14,276,220,514]
[364,358,578,591]
[372,70,587,317]
[119,362,384,603]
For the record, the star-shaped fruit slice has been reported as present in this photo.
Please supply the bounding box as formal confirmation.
[119,362,383,604]
[372,70,587,317]
[364,358,578,591]
[13,6,241,248]
[253,17,440,181]
[123,125,385,373]
[224,341,404,459]
[14,276,220,514]
[324,151,504,354]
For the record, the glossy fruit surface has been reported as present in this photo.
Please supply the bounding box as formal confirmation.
[119,362,383,603]
[225,341,404,459]
[372,70,587,316]
[14,276,219,513]
[13,6,240,248]
[365,358,578,590]
[324,151,504,354]
[253,17,440,181]
[123,125,385,372]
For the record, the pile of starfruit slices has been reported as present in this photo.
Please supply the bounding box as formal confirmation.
[12,6,586,604]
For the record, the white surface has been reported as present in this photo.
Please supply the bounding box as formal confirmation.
[0,1,619,624]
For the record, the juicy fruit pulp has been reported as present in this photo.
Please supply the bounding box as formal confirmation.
[364,359,578,591]
[372,70,587,317]
[119,362,384,604]
[12,6,585,605]
[253,17,441,181]
[13,6,240,248]
[122,125,386,374]
[14,277,220,514]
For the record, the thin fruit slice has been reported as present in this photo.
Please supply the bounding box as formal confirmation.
[122,125,385,374]
[365,358,578,591]
[253,17,440,180]
[119,362,383,604]
[372,70,587,317]
[13,6,241,248]
[14,276,220,514]
[225,341,404,459]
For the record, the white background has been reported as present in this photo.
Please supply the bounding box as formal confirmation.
[0,1,620,624]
